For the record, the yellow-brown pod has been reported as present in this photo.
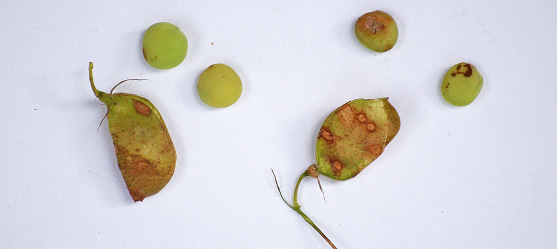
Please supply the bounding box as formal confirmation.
[316,98,400,180]
[89,62,176,202]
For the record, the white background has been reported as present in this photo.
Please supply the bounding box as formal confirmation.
[1,1,556,248]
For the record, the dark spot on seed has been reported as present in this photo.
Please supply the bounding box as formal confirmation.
[463,64,473,77]
[452,63,473,77]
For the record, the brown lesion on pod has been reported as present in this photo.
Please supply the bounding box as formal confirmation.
[316,98,400,181]
[133,160,150,174]
[159,142,175,155]
[133,100,152,116]
[366,122,376,132]
[115,145,159,176]
[318,127,335,144]
[89,62,176,203]
[337,104,354,127]
[365,144,384,157]
[331,160,345,177]
[356,112,377,132]
[115,144,163,202]
[356,113,368,123]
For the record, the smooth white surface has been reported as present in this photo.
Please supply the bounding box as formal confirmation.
[1,1,556,248]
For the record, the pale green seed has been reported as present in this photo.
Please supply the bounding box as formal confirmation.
[142,22,188,69]
[197,64,242,108]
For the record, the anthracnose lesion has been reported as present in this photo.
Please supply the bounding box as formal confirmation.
[133,100,152,116]
[452,63,473,77]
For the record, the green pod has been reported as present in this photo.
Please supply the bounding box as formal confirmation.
[89,62,176,202]
[316,98,400,180]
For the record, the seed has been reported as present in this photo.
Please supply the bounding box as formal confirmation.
[197,64,242,108]
[142,22,188,69]
[441,62,483,106]
[355,11,398,52]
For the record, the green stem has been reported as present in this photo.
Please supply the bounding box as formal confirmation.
[292,171,308,209]
[89,62,102,98]
[272,169,337,249]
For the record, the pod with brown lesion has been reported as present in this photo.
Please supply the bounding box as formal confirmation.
[89,62,176,202]
[272,98,400,249]
[316,98,400,180]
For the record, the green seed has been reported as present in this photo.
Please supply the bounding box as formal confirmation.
[142,22,188,69]
[89,62,176,202]
[355,10,398,52]
[441,62,483,106]
[197,64,242,108]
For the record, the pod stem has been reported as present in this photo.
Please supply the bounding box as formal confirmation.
[89,62,102,98]
[272,169,337,249]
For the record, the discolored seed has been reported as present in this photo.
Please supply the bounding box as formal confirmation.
[355,10,399,52]
[441,62,483,106]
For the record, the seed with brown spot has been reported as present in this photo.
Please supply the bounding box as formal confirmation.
[366,122,376,132]
[441,62,483,106]
[355,11,398,52]
[364,16,384,34]
[134,100,152,116]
